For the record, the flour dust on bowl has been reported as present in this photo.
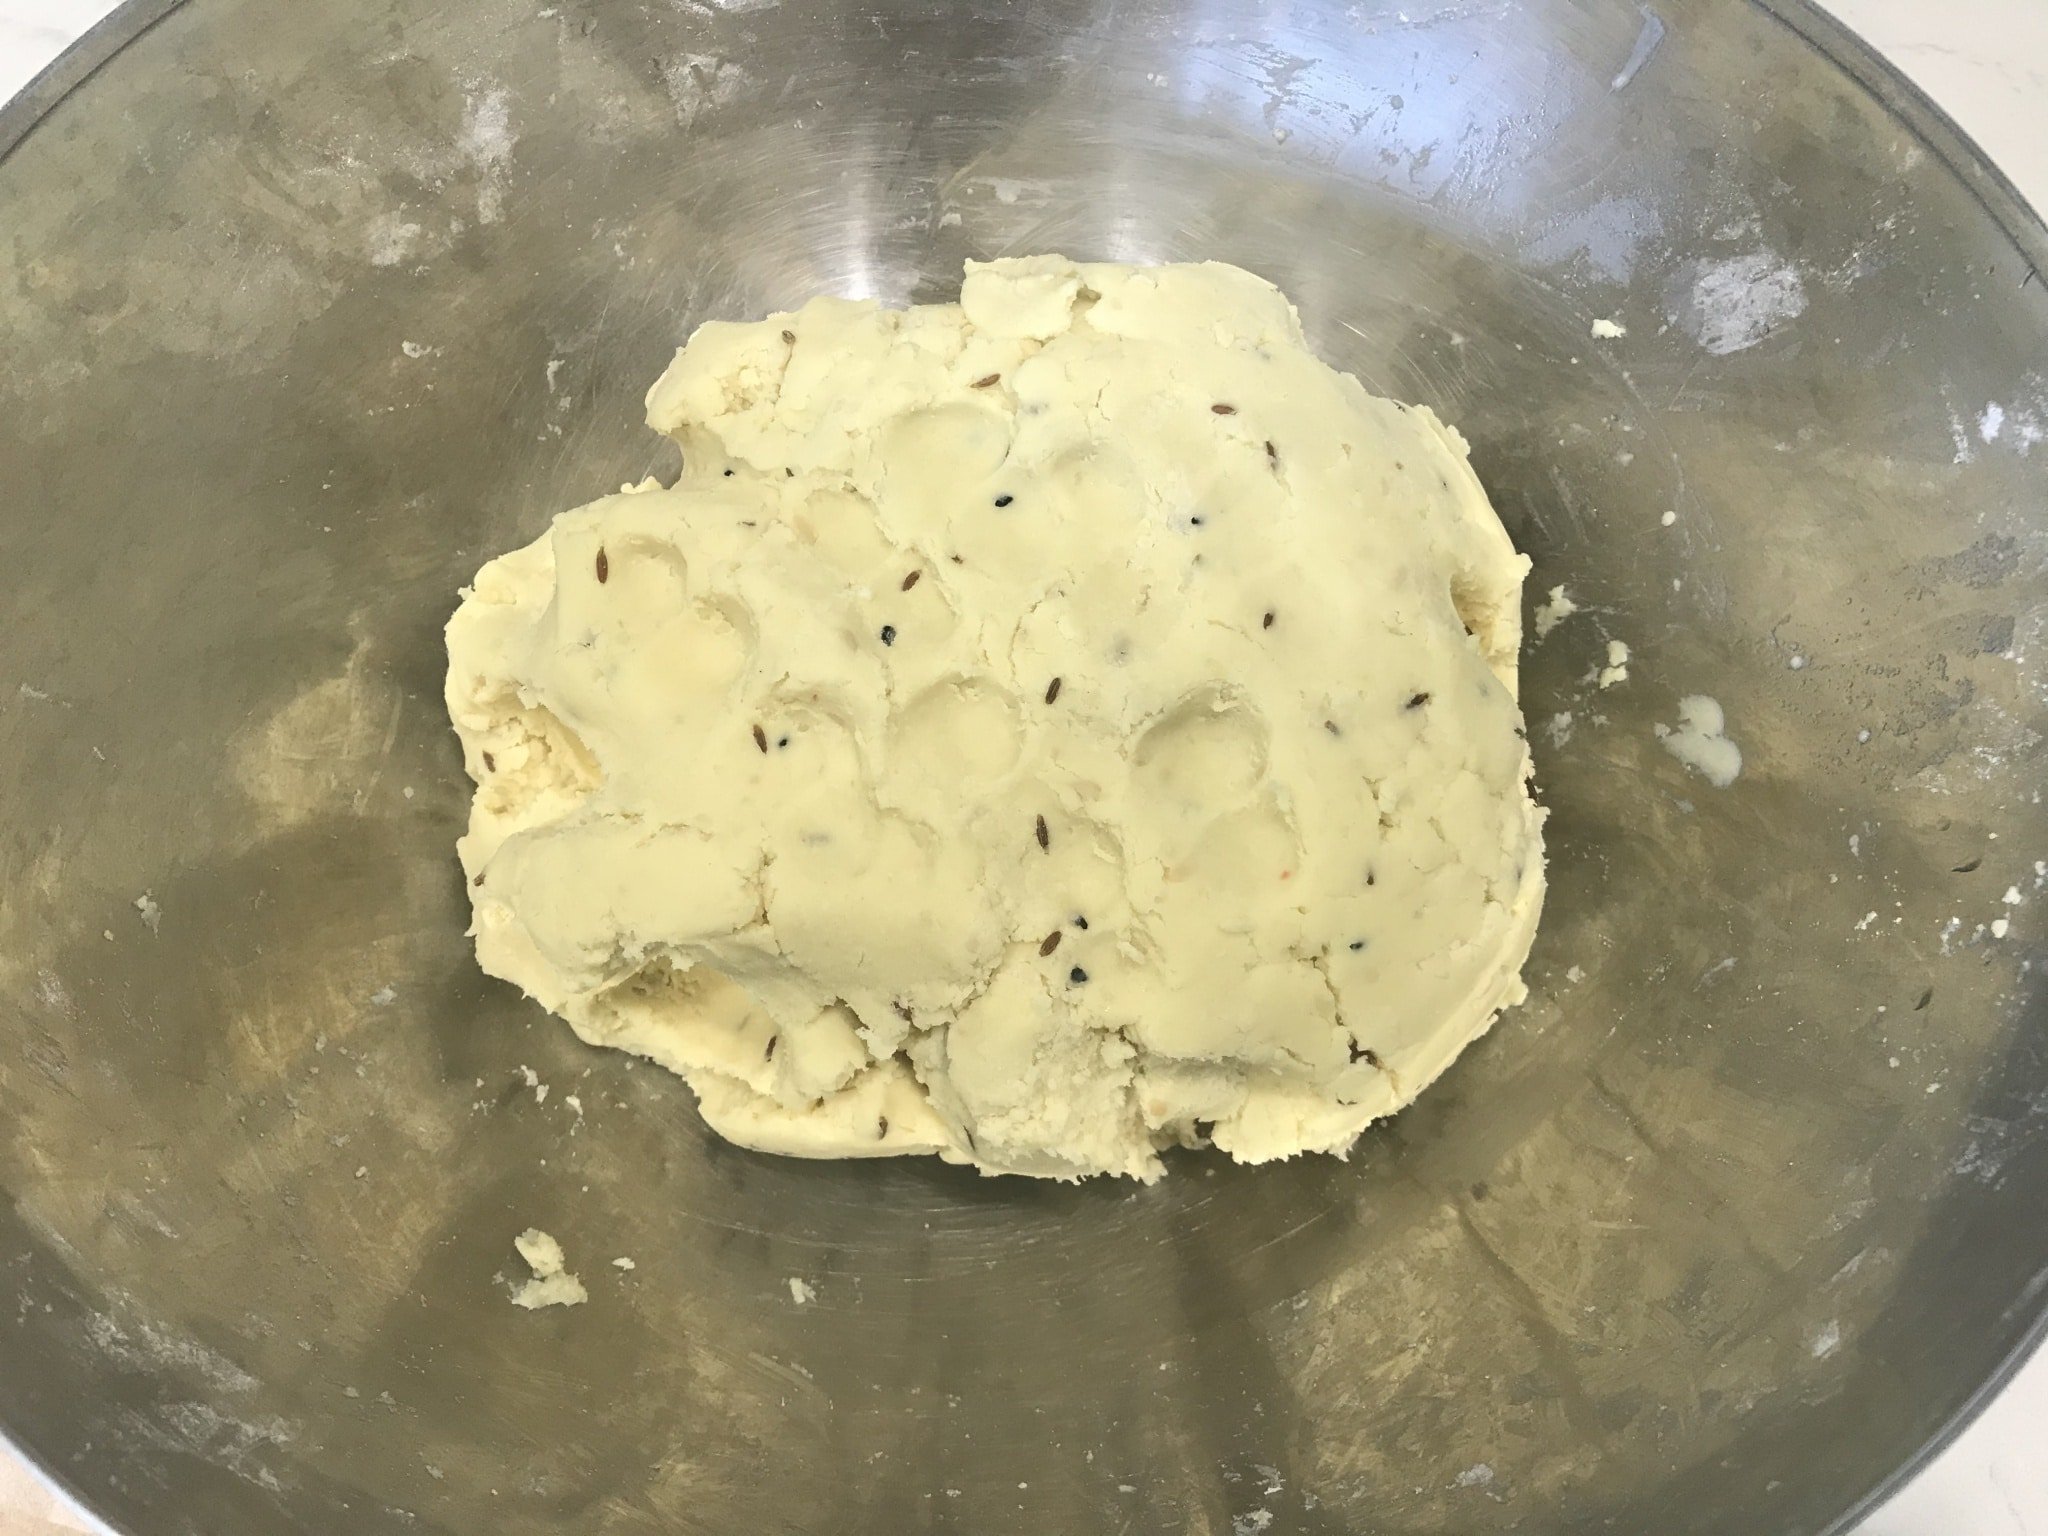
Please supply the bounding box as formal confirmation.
[0,1,2044,1533]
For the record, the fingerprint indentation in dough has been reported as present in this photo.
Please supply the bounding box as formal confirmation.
[791,486,895,577]
[1173,793,1303,896]
[1132,688,1271,810]
[1040,442,1148,535]
[889,676,1024,792]
[591,597,752,709]
[874,403,1015,533]
[602,533,691,614]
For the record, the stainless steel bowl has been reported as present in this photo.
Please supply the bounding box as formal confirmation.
[3,1,2045,1532]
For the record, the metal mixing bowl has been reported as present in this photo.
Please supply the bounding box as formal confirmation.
[2,0,2045,1531]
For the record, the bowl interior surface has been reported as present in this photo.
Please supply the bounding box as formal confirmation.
[1,1,2046,1533]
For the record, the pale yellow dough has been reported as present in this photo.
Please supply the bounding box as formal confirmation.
[445,256,1544,1182]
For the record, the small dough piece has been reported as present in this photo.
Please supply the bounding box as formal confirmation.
[447,257,1545,1182]
[1656,694,1743,787]
[509,1229,587,1309]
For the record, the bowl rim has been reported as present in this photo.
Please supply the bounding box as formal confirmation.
[0,1,2043,1532]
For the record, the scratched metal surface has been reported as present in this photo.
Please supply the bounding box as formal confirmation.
[1,0,2045,1532]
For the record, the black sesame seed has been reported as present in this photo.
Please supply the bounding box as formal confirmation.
[1348,939,1365,952]
[994,494,1013,508]
[764,1035,778,1060]
[1324,720,1340,737]
[1045,677,1063,705]
[1262,610,1275,629]
[1406,691,1432,710]
[1068,966,1088,985]
[1211,402,1237,415]
[1365,870,1376,887]
[777,736,790,749]
[1039,930,1063,956]
[877,1116,889,1137]
[1035,814,1050,851]
[781,329,796,344]
[902,570,922,591]
[1265,440,1278,463]
[1073,915,1088,930]
[482,751,496,772]
[972,372,1001,388]
[594,548,609,583]
[722,468,734,477]
[472,872,485,887]
[880,624,897,646]
[1915,987,1933,1011]
[1952,856,1982,873]
[752,724,768,753]
[1190,516,1204,527]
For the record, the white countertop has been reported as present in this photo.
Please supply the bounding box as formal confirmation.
[0,2,2043,1533]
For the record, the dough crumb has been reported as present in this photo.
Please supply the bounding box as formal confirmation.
[1590,317,1627,339]
[787,1277,816,1305]
[134,892,162,933]
[611,1256,636,1271]
[509,1228,587,1309]
[1533,584,1579,639]
[1595,639,1630,689]
[1655,694,1743,787]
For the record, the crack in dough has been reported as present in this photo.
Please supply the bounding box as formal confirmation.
[445,256,1545,1181]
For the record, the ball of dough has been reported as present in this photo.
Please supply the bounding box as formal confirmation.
[445,256,1544,1182]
